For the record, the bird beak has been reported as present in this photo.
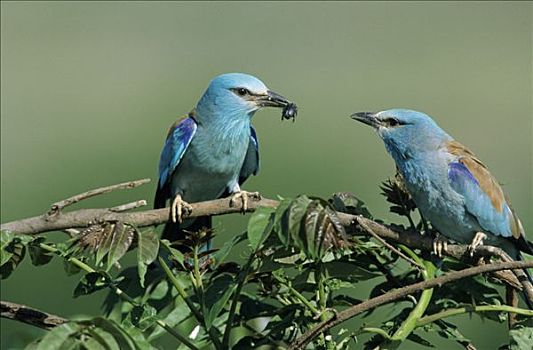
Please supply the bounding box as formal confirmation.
[258,90,291,108]
[351,112,379,128]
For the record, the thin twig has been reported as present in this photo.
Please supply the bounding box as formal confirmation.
[417,304,533,327]
[47,178,150,217]
[357,218,424,270]
[1,300,67,330]
[110,200,147,212]
[288,260,533,350]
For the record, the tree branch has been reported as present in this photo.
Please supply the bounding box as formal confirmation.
[288,260,533,350]
[1,181,527,294]
[1,300,67,330]
[46,178,150,218]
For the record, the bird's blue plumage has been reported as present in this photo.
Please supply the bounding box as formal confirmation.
[448,160,514,238]
[158,116,197,187]
[352,108,530,259]
[154,73,292,239]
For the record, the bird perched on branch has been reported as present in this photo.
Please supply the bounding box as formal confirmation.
[155,73,294,241]
[352,109,532,303]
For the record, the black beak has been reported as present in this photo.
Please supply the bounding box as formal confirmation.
[351,112,379,128]
[259,90,291,108]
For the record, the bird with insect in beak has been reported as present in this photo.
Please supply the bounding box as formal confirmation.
[154,73,296,242]
[352,109,532,306]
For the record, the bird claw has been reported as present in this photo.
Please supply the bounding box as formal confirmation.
[468,232,487,257]
[230,191,261,212]
[432,234,448,258]
[171,194,193,223]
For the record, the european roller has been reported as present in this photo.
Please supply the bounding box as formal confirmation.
[155,73,294,239]
[351,109,532,299]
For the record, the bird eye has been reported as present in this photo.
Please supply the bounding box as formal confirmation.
[236,88,249,96]
[385,118,400,127]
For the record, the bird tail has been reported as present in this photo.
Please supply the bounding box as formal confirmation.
[154,183,168,210]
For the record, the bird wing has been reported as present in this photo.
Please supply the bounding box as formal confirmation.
[154,115,197,208]
[446,140,524,239]
[238,126,260,184]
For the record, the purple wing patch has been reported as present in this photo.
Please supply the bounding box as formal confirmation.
[448,162,478,187]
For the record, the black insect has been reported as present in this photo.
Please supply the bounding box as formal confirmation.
[282,103,298,122]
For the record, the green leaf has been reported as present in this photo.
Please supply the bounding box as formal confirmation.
[85,326,120,350]
[247,206,275,251]
[273,197,292,233]
[106,223,134,271]
[509,317,533,350]
[136,230,159,287]
[279,195,312,247]
[123,325,155,350]
[210,233,246,268]
[1,230,15,266]
[90,317,137,350]
[73,272,108,298]
[329,192,373,218]
[130,305,157,331]
[28,239,54,266]
[0,237,28,279]
[204,274,237,329]
[35,322,82,350]
[147,301,190,341]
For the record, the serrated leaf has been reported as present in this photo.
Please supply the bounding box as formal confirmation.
[136,230,159,287]
[35,322,82,350]
[247,206,275,251]
[95,223,115,266]
[0,238,27,279]
[73,272,108,298]
[380,176,417,218]
[106,223,134,271]
[1,230,15,266]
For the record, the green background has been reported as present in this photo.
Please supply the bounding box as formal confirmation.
[1,1,531,349]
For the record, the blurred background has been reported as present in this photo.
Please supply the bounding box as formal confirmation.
[1,2,531,349]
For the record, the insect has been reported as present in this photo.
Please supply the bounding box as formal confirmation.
[282,103,298,122]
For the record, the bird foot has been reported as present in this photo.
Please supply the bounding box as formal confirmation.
[230,191,261,212]
[468,232,487,257]
[432,234,448,258]
[171,194,193,223]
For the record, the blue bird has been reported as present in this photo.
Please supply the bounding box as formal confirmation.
[352,109,532,300]
[155,73,293,240]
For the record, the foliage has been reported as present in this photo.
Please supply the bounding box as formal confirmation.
[1,180,532,349]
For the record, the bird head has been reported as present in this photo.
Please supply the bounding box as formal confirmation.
[195,73,292,122]
[351,109,451,160]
